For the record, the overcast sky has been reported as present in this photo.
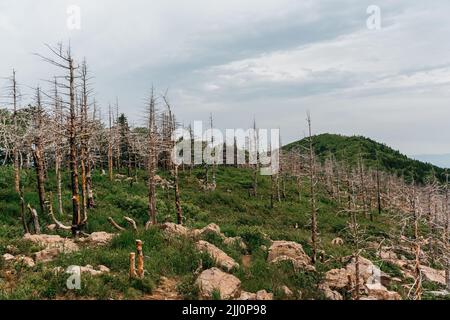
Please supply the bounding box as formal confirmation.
[1,0,450,156]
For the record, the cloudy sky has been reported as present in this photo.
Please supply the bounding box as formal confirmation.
[1,0,450,158]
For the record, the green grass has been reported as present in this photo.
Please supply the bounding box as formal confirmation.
[0,165,412,300]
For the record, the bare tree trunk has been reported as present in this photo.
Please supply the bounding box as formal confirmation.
[146,90,157,228]
[32,87,46,215]
[68,54,81,237]
[28,204,41,235]
[19,189,29,234]
[174,165,183,225]
[12,70,20,194]
[376,165,382,215]
[108,104,114,182]
[307,113,318,264]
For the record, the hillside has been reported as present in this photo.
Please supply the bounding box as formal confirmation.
[0,164,448,300]
[284,133,446,184]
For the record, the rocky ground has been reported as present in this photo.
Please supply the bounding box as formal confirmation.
[3,221,447,300]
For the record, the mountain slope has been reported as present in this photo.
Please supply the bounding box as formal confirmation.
[284,133,446,184]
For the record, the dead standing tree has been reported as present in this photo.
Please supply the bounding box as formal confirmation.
[163,95,183,225]
[36,43,83,237]
[8,70,21,194]
[31,86,47,216]
[145,89,158,228]
[306,113,319,264]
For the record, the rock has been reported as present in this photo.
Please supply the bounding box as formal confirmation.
[223,236,248,251]
[198,223,223,238]
[16,256,35,268]
[6,245,19,255]
[429,290,450,297]
[46,224,57,231]
[71,265,111,276]
[196,240,239,271]
[80,265,102,276]
[24,233,79,263]
[237,291,257,300]
[34,248,61,263]
[98,265,111,273]
[87,232,114,245]
[267,241,314,271]
[2,253,15,262]
[322,257,402,300]
[196,267,241,300]
[161,222,189,237]
[319,283,343,300]
[256,290,273,300]
[324,268,350,289]
[24,233,79,252]
[331,237,344,246]
[379,247,398,261]
[365,283,402,300]
[420,265,446,285]
[280,285,293,297]
[260,245,268,251]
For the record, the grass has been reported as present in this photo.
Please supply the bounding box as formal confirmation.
[0,165,431,300]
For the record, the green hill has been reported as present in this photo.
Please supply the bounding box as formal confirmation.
[284,133,446,184]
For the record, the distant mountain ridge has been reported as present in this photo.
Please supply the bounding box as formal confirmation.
[284,133,446,184]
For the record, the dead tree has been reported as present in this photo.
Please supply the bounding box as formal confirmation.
[36,43,83,237]
[31,86,47,215]
[252,119,259,197]
[162,95,183,225]
[307,113,319,264]
[10,69,21,194]
[145,89,158,228]
[108,104,114,181]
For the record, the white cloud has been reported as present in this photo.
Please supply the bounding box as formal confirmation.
[1,0,450,156]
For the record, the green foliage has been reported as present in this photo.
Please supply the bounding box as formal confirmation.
[284,133,446,184]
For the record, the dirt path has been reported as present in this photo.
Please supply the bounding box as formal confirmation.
[143,277,182,300]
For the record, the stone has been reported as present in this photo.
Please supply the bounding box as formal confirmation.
[379,248,398,261]
[196,240,239,271]
[87,232,114,245]
[267,241,314,270]
[322,257,402,300]
[34,248,61,263]
[2,253,15,262]
[331,237,344,246]
[280,285,294,297]
[98,265,111,273]
[24,233,79,253]
[161,222,189,237]
[323,267,350,289]
[16,256,35,268]
[319,284,343,300]
[223,236,248,251]
[237,291,257,300]
[196,267,241,300]
[365,283,401,300]
[420,265,446,285]
[199,224,223,238]
[256,290,273,300]
[6,245,19,254]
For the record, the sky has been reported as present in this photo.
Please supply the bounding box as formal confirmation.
[1,0,450,159]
